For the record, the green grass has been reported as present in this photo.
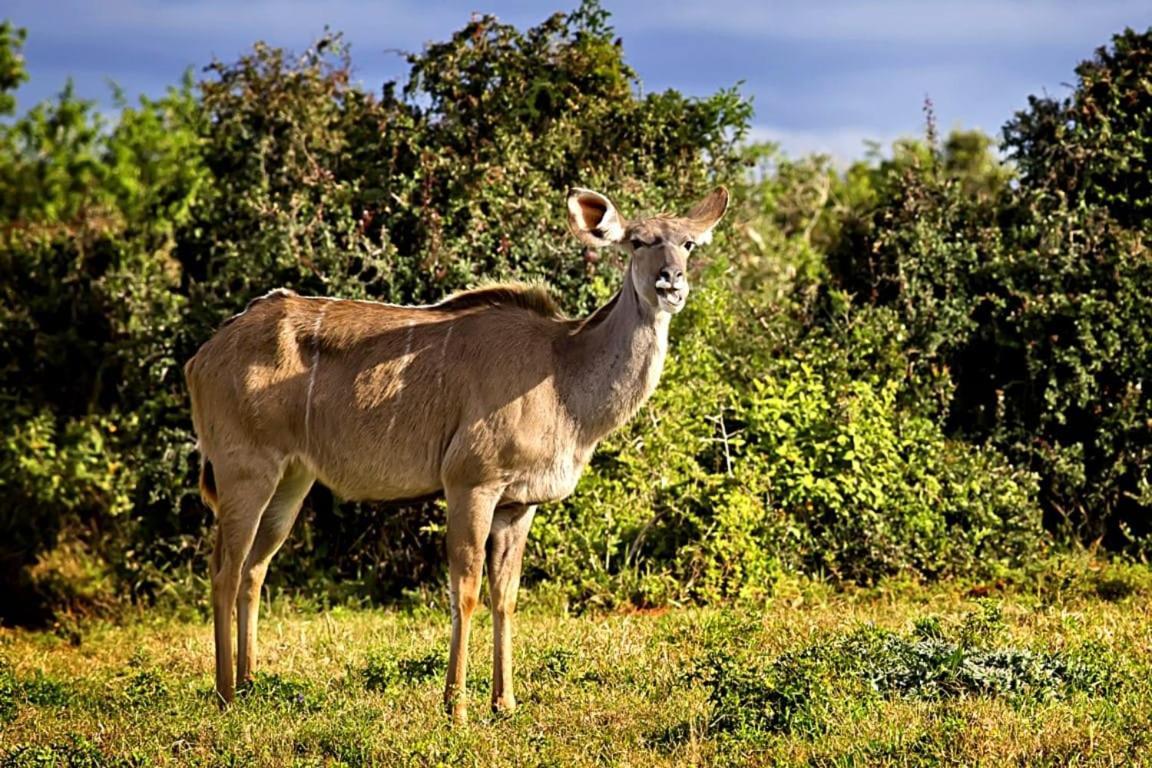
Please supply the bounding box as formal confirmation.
[2,557,1151,766]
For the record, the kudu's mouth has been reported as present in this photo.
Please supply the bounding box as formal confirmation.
[654,275,687,313]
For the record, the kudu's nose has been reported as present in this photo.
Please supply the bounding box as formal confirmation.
[658,267,683,286]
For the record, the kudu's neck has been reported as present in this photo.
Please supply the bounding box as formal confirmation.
[558,269,671,446]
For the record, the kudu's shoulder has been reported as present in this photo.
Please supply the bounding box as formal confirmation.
[225,287,301,324]
[185,288,313,381]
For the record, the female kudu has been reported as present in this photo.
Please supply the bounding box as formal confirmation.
[185,185,728,720]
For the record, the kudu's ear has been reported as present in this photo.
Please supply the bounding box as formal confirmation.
[567,187,627,248]
[684,186,729,246]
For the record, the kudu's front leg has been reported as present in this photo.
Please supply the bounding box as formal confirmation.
[443,484,499,723]
[487,503,536,714]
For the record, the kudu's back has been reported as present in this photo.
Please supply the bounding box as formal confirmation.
[185,288,573,504]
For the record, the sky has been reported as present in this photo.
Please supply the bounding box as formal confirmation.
[5,1,1150,162]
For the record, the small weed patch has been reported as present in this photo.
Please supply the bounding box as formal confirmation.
[397,650,446,684]
[698,648,831,738]
[20,672,74,708]
[123,669,169,708]
[357,650,398,693]
[835,625,1110,700]
[533,647,577,680]
[239,672,322,712]
[0,660,76,722]
[697,602,1115,741]
[2,734,111,768]
[355,648,447,692]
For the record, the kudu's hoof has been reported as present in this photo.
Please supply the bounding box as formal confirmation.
[215,689,234,711]
[444,690,468,724]
[491,696,517,716]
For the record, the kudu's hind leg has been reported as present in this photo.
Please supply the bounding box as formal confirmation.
[487,503,536,714]
[443,484,499,723]
[236,463,314,688]
[209,461,280,707]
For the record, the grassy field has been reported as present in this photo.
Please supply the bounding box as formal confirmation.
[3,556,1151,767]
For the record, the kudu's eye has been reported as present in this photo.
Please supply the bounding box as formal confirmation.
[630,238,647,250]
[684,241,696,253]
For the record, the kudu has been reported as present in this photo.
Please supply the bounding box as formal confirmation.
[185,185,728,720]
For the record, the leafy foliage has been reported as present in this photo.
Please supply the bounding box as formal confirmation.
[0,32,207,621]
[1004,28,1152,232]
[530,251,1042,606]
[0,8,1143,621]
[697,602,1114,741]
[239,672,323,712]
[823,28,1152,544]
[0,22,26,116]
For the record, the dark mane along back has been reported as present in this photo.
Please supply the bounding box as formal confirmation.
[435,283,564,318]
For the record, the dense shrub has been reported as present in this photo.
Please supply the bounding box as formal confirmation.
[1004,28,1151,233]
[530,259,1043,607]
[823,28,1152,544]
[697,602,1113,741]
[3,8,1138,623]
[0,23,207,621]
[0,4,758,619]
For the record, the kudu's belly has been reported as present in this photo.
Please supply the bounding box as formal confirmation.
[303,448,443,503]
[300,353,591,506]
[303,441,587,506]
[301,399,447,503]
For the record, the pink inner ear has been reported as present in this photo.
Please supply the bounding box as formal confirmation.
[579,197,608,228]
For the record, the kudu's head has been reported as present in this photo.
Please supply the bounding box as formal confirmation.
[567,186,729,315]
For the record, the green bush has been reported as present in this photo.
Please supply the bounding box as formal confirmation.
[1004,28,1151,233]
[696,603,1114,741]
[2,6,1135,621]
[0,23,208,622]
[822,28,1152,544]
[0,3,754,618]
[737,361,1042,582]
[0,408,135,623]
[531,258,1043,606]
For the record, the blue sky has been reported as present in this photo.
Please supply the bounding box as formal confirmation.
[5,1,1149,161]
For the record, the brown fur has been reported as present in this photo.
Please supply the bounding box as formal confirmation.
[185,185,728,719]
[435,283,564,318]
[199,461,218,510]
